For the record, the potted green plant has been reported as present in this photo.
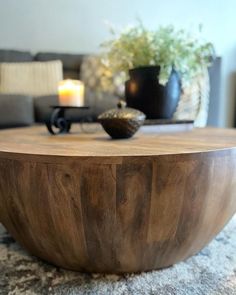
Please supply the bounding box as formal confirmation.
[100,24,214,119]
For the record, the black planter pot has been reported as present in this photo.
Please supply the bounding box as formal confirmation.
[125,66,181,119]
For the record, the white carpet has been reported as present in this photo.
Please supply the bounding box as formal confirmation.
[0,216,236,295]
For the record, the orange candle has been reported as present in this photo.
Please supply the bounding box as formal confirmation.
[58,79,84,107]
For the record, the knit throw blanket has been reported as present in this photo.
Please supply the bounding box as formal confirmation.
[0,216,236,295]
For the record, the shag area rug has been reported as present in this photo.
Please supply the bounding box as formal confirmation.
[0,216,236,295]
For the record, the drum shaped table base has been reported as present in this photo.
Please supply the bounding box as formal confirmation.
[0,126,236,273]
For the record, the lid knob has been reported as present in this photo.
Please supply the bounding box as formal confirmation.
[117,100,127,109]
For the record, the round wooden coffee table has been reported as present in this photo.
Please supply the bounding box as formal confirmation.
[0,126,236,273]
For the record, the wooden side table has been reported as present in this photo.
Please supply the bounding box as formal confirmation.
[0,126,236,273]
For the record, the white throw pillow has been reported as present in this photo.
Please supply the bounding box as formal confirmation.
[0,60,63,96]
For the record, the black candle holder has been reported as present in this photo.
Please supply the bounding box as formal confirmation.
[46,106,90,135]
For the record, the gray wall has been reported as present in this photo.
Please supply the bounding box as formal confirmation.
[0,0,236,127]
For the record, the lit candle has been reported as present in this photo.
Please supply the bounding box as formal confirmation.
[58,79,85,107]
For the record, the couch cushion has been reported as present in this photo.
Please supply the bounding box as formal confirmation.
[0,49,33,62]
[0,94,34,128]
[33,95,93,123]
[35,52,85,79]
[33,90,117,123]
[34,95,58,123]
[85,89,118,118]
[0,60,63,96]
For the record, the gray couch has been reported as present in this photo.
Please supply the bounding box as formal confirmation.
[0,49,221,128]
[0,49,118,129]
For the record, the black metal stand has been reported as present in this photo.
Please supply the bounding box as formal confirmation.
[46,106,89,135]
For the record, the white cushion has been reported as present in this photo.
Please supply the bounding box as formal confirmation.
[0,60,63,96]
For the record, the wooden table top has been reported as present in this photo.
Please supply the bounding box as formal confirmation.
[0,125,236,160]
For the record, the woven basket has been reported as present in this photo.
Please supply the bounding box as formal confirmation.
[173,68,210,127]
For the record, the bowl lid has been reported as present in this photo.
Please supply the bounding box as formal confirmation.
[98,101,146,121]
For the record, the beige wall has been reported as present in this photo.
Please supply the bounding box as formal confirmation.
[0,0,235,127]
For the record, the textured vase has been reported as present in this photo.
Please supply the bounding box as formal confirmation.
[125,66,181,119]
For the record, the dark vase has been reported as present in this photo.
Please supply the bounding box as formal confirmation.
[125,65,181,119]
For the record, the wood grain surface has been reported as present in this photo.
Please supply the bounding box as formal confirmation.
[0,125,236,273]
[0,125,236,160]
